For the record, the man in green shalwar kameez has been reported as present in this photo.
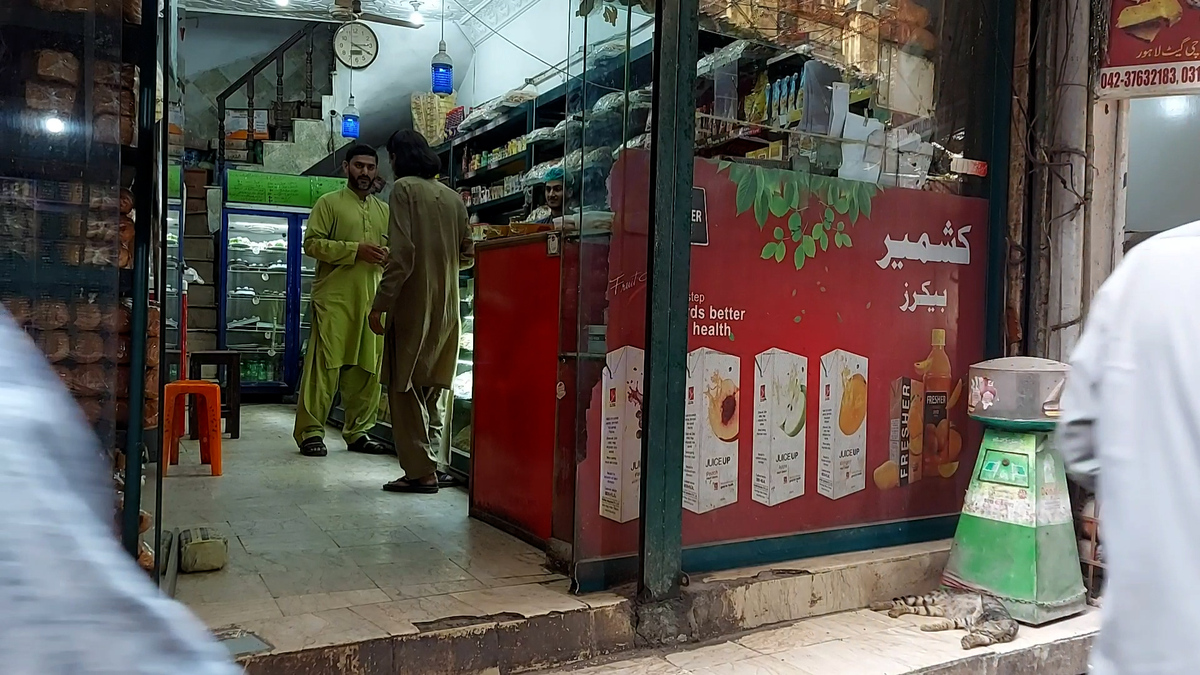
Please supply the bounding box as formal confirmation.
[293,145,391,457]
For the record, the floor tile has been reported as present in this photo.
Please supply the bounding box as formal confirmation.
[687,654,815,675]
[274,588,392,616]
[189,598,284,628]
[359,558,475,589]
[175,569,275,606]
[259,562,379,599]
[227,513,324,537]
[328,526,423,548]
[451,582,587,618]
[383,579,487,600]
[238,530,340,554]
[665,641,759,670]
[350,594,480,634]
[239,608,390,653]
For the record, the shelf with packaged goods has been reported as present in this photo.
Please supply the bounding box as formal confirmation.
[466,191,524,216]
[456,149,530,188]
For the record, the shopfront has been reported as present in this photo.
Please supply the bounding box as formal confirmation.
[459,0,1015,596]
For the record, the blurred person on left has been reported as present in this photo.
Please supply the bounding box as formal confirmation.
[0,308,240,674]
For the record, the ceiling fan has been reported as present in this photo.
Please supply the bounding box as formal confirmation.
[329,0,422,29]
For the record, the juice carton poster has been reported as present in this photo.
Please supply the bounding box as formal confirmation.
[576,151,990,560]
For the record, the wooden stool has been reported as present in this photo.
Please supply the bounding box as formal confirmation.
[164,380,223,477]
[188,350,241,439]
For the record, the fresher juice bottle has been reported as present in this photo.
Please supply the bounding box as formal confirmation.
[920,329,952,474]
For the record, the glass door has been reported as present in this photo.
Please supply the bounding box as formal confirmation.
[299,216,315,360]
[225,211,291,386]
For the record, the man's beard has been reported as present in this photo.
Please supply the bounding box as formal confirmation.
[353,176,372,190]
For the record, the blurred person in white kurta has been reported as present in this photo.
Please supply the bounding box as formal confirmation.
[1058,220,1200,675]
[0,309,239,675]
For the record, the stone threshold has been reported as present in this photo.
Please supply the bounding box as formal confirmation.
[234,540,967,674]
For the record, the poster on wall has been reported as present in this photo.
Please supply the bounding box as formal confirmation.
[1098,0,1200,99]
[582,151,990,558]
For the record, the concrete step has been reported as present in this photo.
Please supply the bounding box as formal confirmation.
[231,541,1008,674]
[262,117,351,176]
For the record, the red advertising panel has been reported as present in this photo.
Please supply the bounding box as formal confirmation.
[1098,0,1200,98]
[577,152,989,561]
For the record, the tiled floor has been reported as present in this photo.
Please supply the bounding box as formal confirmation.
[161,405,571,651]
[538,608,1101,674]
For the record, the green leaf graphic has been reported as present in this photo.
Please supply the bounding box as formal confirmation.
[718,160,731,172]
[833,189,850,215]
[859,183,874,218]
[824,207,834,224]
[802,235,816,258]
[774,244,786,263]
[794,316,802,323]
[754,191,769,229]
[816,229,829,251]
[783,178,797,209]
[773,226,784,240]
[761,242,777,259]
[770,193,790,218]
[794,246,806,270]
[735,173,756,215]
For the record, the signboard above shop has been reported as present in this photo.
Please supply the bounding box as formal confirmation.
[1099,0,1200,99]
[226,170,348,209]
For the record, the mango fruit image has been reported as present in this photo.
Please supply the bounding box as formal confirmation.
[873,460,900,490]
[838,372,868,436]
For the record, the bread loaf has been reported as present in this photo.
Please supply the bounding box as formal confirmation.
[77,397,104,423]
[72,331,108,363]
[37,330,70,362]
[86,216,118,242]
[59,241,85,266]
[82,241,117,267]
[123,0,142,24]
[146,304,160,337]
[144,365,159,399]
[95,114,121,145]
[35,50,81,86]
[32,300,69,330]
[74,303,103,331]
[4,297,31,325]
[119,187,134,214]
[75,364,110,396]
[89,185,120,211]
[142,396,158,428]
[104,303,130,332]
[26,81,77,111]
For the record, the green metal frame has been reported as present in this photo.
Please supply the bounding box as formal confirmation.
[638,0,699,602]
[631,0,1017,595]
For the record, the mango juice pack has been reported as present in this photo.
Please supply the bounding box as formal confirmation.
[818,349,868,500]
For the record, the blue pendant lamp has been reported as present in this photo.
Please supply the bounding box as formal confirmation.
[341,65,360,139]
[431,2,453,94]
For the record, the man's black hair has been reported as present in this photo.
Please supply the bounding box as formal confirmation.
[387,130,441,180]
[344,144,378,164]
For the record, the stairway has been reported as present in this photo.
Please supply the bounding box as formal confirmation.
[257,94,351,175]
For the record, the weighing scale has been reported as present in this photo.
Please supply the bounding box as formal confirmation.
[942,357,1087,625]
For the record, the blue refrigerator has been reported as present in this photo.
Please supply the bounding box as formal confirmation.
[218,202,316,396]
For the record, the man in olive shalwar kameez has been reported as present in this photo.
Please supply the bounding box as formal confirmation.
[369,131,474,493]
[293,145,391,457]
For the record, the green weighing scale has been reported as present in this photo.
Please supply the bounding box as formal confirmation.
[942,357,1087,625]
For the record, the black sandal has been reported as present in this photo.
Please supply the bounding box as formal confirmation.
[382,477,439,494]
[347,436,391,455]
[299,438,328,457]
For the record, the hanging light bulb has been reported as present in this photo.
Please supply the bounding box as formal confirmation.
[409,0,425,26]
[431,41,453,94]
[430,4,452,94]
[341,95,360,139]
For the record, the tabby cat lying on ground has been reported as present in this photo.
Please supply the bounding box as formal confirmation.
[870,589,1019,650]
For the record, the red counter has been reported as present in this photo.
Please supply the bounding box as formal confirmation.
[469,233,562,544]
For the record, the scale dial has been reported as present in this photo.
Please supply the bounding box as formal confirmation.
[334,21,379,70]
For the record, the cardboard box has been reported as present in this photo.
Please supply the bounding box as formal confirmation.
[818,349,867,499]
[600,346,644,523]
[888,377,924,485]
[753,348,808,506]
[684,348,740,514]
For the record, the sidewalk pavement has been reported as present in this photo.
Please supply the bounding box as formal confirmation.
[538,606,1100,675]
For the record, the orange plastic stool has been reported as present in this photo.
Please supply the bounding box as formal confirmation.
[163,380,223,477]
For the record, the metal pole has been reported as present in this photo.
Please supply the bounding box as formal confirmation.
[985,0,1016,359]
[122,0,162,556]
[638,0,698,603]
